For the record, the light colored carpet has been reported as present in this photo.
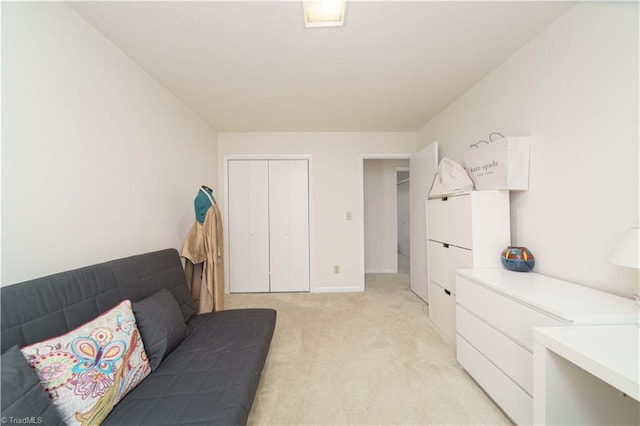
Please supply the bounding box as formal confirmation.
[226,256,510,425]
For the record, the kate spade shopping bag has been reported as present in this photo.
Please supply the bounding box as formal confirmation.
[463,136,530,190]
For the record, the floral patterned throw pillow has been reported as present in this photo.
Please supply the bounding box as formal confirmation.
[21,300,151,425]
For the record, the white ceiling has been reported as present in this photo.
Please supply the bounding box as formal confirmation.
[70,1,574,132]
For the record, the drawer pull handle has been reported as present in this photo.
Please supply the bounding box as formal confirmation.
[442,197,448,201]
[444,289,451,296]
[443,243,449,248]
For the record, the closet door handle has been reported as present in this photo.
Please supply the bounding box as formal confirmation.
[443,243,449,248]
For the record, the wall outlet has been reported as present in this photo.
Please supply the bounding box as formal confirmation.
[333,265,340,274]
[345,211,352,221]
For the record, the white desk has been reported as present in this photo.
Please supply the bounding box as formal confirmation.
[533,325,640,425]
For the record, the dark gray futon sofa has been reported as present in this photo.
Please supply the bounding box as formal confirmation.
[1,248,276,425]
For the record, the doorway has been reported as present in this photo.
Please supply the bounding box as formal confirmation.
[359,143,438,298]
[363,159,409,284]
[396,168,410,277]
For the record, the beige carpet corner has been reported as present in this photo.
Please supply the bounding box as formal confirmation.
[226,259,510,425]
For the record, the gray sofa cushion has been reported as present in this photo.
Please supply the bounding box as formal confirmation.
[1,346,64,426]
[133,289,187,370]
[103,308,276,426]
[1,249,196,353]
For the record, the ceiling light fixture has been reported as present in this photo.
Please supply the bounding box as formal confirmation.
[303,0,347,28]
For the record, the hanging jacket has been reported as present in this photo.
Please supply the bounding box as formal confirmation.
[181,186,224,312]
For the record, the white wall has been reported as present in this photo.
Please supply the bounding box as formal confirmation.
[1,2,217,285]
[364,159,409,273]
[218,133,415,292]
[417,2,639,297]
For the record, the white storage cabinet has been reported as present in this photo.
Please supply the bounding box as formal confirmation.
[456,268,640,425]
[426,191,510,343]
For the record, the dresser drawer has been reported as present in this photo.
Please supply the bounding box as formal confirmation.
[457,276,564,351]
[457,305,533,394]
[428,240,472,293]
[457,335,532,425]
[429,281,456,343]
[427,195,472,248]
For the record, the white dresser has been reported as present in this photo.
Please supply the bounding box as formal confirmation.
[426,191,510,343]
[456,268,640,425]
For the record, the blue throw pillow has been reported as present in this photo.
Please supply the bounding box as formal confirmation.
[133,289,188,370]
[1,346,64,425]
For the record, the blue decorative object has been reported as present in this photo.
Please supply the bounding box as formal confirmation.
[501,246,535,272]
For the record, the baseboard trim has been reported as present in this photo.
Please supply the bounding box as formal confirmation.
[312,286,363,293]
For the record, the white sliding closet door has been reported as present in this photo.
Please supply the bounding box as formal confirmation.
[269,160,310,292]
[228,160,270,293]
[227,158,310,293]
